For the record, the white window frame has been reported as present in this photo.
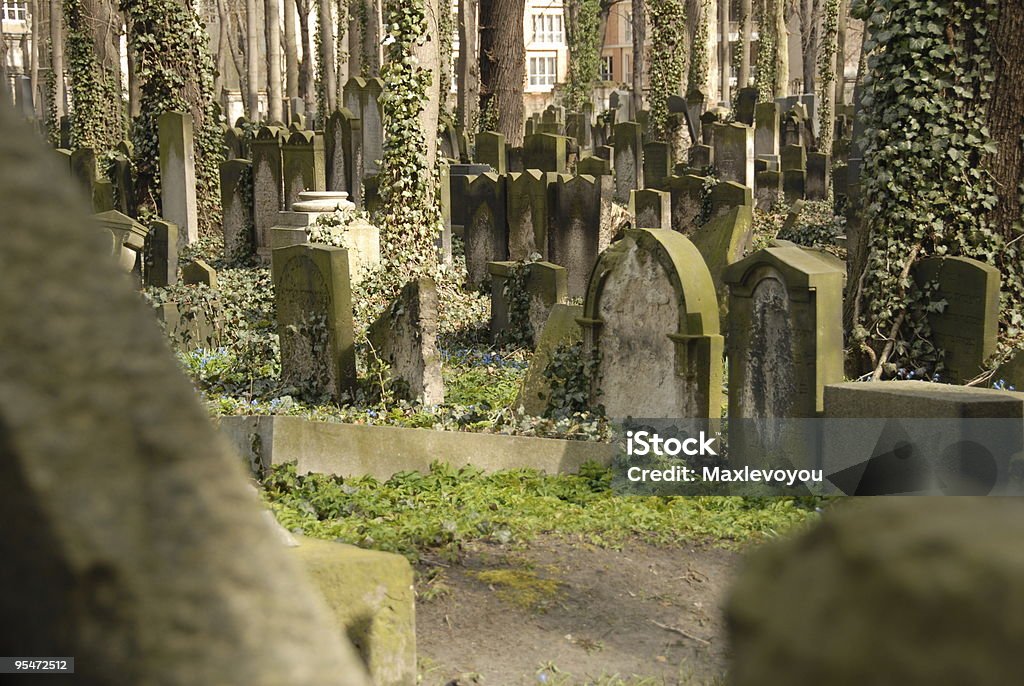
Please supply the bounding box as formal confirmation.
[531,12,564,45]
[2,0,27,21]
[599,55,613,81]
[528,53,558,91]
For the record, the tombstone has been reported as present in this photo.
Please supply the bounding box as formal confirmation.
[463,172,509,288]
[781,144,807,172]
[690,204,755,318]
[54,147,73,176]
[272,244,357,401]
[735,87,758,126]
[439,117,460,160]
[581,229,723,418]
[729,498,1024,684]
[250,125,286,255]
[70,147,99,196]
[594,144,613,161]
[689,143,713,169]
[754,102,781,160]
[685,90,707,143]
[95,210,150,272]
[437,164,453,265]
[342,77,384,177]
[666,173,708,234]
[700,107,729,145]
[220,158,255,263]
[724,246,844,466]
[709,181,753,220]
[182,259,218,287]
[324,108,362,205]
[609,88,631,123]
[613,121,643,203]
[0,105,376,682]
[475,131,507,175]
[282,130,326,210]
[111,152,136,217]
[506,170,552,261]
[522,133,567,173]
[781,108,806,148]
[93,179,117,213]
[712,123,755,189]
[913,256,1000,384]
[643,141,672,190]
[755,170,783,211]
[832,163,849,205]
[488,261,568,346]
[630,188,671,230]
[781,200,806,235]
[566,112,593,151]
[366,277,444,404]
[157,112,199,245]
[224,125,246,160]
[515,303,584,416]
[783,169,807,203]
[806,152,831,201]
[154,298,222,353]
[551,174,615,299]
[145,219,179,287]
[577,155,612,176]
[506,145,524,172]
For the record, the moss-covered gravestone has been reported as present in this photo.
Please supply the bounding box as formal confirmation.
[463,172,509,288]
[272,244,357,402]
[475,131,507,174]
[251,125,286,258]
[913,256,1000,384]
[613,121,643,203]
[581,229,723,418]
[366,277,445,405]
[551,173,616,299]
[506,170,552,261]
[666,173,708,233]
[629,188,671,230]
[0,102,372,684]
[690,204,755,321]
[712,122,755,189]
[754,102,780,160]
[488,261,568,347]
[220,158,254,263]
[325,108,362,203]
[522,132,567,173]
[516,303,584,416]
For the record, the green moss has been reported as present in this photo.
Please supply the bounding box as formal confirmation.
[474,568,562,612]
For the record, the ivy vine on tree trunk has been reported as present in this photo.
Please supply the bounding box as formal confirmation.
[646,0,686,141]
[564,0,601,113]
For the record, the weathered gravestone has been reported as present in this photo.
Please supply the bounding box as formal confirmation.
[488,261,568,346]
[735,87,759,126]
[183,258,218,287]
[630,188,671,230]
[343,77,384,178]
[577,155,611,176]
[157,111,199,244]
[251,125,286,256]
[709,181,753,221]
[282,130,326,210]
[475,131,507,174]
[463,172,508,288]
[95,209,149,272]
[689,143,713,169]
[272,244,358,402]
[806,151,831,201]
[145,219,179,287]
[522,133,568,173]
[581,229,723,418]
[690,204,755,320]
[643,141,672,190]
[325,108,363,205]
[724,245,844,417]
[613,121,644,203]
[506,170,552,261]
[551,173,616,299]
[755,170,783,211]
[667,173,709,233]
[754,102,780,161]
[221,158,254,263]
[913,256,1000,384]
[515,303,584,417]
[0,106,374,683]
[367,277,445,405]
[566,111,593,151]
[713,122,755,189]
[728,498,1024,686]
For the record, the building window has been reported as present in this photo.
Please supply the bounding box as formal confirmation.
[529,55,557,88]
[531,13,563,44]
[599,55,613,81]
[2,0,27,20]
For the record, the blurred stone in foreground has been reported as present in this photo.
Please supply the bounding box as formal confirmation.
[0,102,371,685]
[727,498,1024,685]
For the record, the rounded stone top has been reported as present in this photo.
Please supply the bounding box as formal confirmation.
[292,191,355,213]
[299,191,349,201]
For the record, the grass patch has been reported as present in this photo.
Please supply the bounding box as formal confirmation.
[262,461,818,564]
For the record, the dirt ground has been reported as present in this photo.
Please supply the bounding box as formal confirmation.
[415,536,745,685]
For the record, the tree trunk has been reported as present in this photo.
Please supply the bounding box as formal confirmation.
[265,0,284,121]
[718,0,729,104]
[212,0,229,105]
[246,0,261,118]
[478,0,526,145]
[457,0,479,134]
[987,0,1024,242]
[774,0,788,96]
[318,0,337,112]
[49,0,64,118]
[334,0,347,101]
[283,0,300,100]
[64,0,124,149]
[834,0,846,105]
[800,0,820,94]
[296,0,316,112]
[630,0,644,114]
[738,0,752,89]
[415,0,440,172]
